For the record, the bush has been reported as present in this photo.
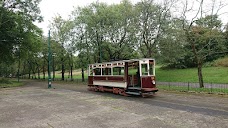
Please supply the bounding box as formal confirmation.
[0,78,12,84]
[214,57,228,67]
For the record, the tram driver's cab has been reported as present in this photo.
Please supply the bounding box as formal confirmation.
[127,59,156,89]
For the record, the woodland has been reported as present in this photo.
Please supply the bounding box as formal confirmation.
[0,0,228,87]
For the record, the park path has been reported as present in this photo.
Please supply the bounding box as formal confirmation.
[0,80,227,128]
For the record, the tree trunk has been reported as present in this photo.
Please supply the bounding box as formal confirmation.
[29,70,31,79]
[28,61,31,79]
[148,48,153,58]
[43,66,45,79]
[82,68,84,82]
[61,58,65,81]
[38,66,40,79]
[197,62,204,88]
[70,65,73,81]
[187,32,205,88]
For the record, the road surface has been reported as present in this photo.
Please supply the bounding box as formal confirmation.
[0,80,227,128]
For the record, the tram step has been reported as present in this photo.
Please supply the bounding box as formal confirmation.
[125,91,141,95]
[127,87,141,90]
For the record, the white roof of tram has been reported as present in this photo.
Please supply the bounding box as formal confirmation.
[89,58,155,68]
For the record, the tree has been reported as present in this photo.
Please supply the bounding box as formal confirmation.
[0,0,42,63]
[158,18,188,68]
[104,0,138,61]
[50,15,73,80]
[71,0,139,64]
[134,0,175,58]
[179,0,227,88]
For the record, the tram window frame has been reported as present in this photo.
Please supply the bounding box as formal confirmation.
[141,63,149,76]
[93,68,102,76]
[149,61,154,76]
[102,68,112,76]
[113,67,124,76]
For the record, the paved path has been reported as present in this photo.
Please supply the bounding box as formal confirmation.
[0,81,228,128]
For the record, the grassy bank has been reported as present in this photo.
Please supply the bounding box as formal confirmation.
[156,66,228,84]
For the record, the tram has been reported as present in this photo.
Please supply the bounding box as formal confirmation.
[88,58,158,97]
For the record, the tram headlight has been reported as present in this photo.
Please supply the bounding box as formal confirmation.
[151,76,155,84]
[152,80,156,84]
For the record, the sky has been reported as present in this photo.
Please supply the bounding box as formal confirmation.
[35,0,141,35]
[36,0,228,36]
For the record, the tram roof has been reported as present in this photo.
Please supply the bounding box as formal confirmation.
[88,58,155,67]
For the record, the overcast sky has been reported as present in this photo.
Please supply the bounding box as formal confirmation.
[36,0,228,36]
[35,0,141,35]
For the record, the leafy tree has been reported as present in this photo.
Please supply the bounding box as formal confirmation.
[50,15,73,80]
[134,0,174,58]
[179,0,227,88]
[0,0,42,63]
[158,18,189,68]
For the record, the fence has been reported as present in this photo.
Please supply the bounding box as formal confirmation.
[19,76,228,94]
[157,82,228,94]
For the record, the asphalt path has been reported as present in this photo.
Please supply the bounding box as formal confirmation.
[0,80,227,128]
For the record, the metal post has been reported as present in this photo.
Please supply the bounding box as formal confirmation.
[17,46,20,82]
[48,30,52,88]
[188,82,189,91]
[210,82,212,93]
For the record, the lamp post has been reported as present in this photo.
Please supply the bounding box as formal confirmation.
[48,30,52,88]
[17,46,20,82]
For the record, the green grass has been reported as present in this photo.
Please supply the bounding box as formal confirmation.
[22,66,228,84]
[0,78,24,88]
[156,66,228,84]
[158,85,228,94]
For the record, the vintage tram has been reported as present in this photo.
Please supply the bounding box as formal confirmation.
[88,58,158,97]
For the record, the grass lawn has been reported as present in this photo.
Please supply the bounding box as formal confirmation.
[0,78,24,88]
[23,66,228,84]
[156,66,228,84]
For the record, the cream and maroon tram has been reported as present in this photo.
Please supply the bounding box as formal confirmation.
[88,58,158,97]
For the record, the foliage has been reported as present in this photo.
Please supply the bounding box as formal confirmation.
[0,0,43,63]
[0,79,23,88]
[0,78,12,84]
[134,0,173,58]
[213,57,228,67]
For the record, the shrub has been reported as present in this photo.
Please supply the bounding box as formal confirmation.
[214,57,228,67]
[0,78,12,84]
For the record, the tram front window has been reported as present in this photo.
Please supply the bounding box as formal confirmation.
[149,62,154,76]
[141,64,148,76]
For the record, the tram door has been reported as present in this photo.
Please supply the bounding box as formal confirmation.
[128,61,140,87]
[140,60,155,88]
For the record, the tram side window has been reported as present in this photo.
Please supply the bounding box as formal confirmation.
[102,68,111,75]
[113,67,124,75]
[149,61,154,75]
[94,68,101,75]
[149,64,154,75]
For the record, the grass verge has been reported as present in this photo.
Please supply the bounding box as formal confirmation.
[0,78,24,88]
